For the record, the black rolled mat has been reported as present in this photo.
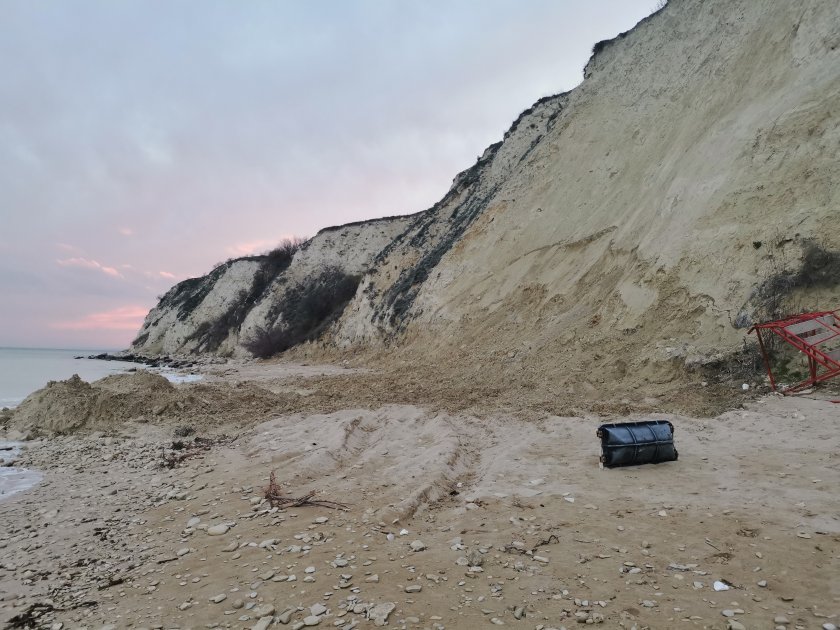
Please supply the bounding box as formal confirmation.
[597,420,678,468]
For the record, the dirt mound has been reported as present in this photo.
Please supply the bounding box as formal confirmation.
[10,375,98,435]
[94,370,174,394]
[7,371,298,437]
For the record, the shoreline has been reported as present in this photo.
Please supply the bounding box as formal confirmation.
[0,441,42,503]
[0,360,838,628]
[0,359,208,505]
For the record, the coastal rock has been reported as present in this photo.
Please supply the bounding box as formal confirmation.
[207,524,230,536]
[367,602,396,626]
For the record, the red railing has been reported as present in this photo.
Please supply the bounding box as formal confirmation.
[749,310,840,394]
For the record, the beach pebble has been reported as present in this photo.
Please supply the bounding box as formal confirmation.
[367,602,396,625]
[405,584,422,593]
[252,618,273,630]
[409,540,426,552]
[210,593,227,603]
[311,603,327,616]
[727,621,746,630]
[278,608,295,624]
[253,603,275,617]
[303,616,321,626]
[207,524,229,536]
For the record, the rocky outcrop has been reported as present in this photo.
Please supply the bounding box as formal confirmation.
[131,216,412,356]
[133,0,840,382]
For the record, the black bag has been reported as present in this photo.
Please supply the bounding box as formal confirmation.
[597,420,678,468]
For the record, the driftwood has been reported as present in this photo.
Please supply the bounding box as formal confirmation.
[160,435,234,468]
[263,471,349,510]
[6,600,96,628]
[503,533,560,556]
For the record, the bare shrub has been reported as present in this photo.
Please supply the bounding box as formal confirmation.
[243,325,294,359]
[264,237,306,267]
[243,266,361,358]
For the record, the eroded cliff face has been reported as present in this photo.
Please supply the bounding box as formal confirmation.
[134,0,840,384]
[330,0,840,381]
[131,216,413,356]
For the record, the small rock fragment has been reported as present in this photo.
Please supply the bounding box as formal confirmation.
[207,524,230,536]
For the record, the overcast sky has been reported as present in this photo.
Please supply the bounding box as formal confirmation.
[0,0,654,349]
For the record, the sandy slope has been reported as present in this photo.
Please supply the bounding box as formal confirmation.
[332,0,840,393]
[1,363,838,629]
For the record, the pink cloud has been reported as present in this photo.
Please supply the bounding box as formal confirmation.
[51,305,149,331]
[225,234,296,257]
[118,227,134,236]
[57,256,123,278]
[55,242,83,253]
[159,271,176,279]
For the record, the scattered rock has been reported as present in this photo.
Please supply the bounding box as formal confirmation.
[207,524,230,536]
[252,617,274,630]
[253,603,276,617]
[367,602,396,626]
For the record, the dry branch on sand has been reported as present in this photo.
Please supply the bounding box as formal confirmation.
[160,435,234,468]
[263,471,349,510]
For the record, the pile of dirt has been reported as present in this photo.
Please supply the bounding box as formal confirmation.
[5,371,301,437]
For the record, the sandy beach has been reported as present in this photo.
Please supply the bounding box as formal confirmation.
[1,361,837,630]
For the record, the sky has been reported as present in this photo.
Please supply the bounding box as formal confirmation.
[0,0,655,350]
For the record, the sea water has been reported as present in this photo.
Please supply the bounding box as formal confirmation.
[0,346,141,410]
[0,441,43,502]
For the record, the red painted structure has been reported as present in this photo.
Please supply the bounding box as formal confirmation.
[749,310,840,394]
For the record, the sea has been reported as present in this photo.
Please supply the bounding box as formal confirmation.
[0,347,201,501]
[0,346,140,410]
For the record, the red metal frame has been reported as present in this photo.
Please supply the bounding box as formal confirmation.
[749,310,840,394]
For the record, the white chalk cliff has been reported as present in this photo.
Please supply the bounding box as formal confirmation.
[133,0,840,386]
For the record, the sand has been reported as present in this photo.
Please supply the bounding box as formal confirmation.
[1,362,838,629]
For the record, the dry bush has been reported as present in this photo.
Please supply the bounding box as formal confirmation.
[243,266,361,358]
